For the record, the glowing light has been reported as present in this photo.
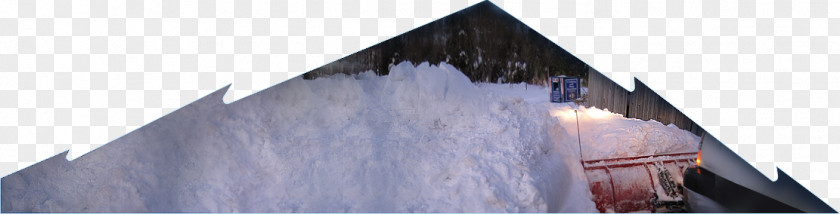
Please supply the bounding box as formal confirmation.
[582,108,612,119]
[551,107,617,121]
[549,109,579,121]
[695,150,702,166]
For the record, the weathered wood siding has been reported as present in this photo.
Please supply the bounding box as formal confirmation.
[586,69,629,116]
[586,68,706,136]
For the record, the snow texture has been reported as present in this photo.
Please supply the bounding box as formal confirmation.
[549,105,701,161]
[1,62,698,213]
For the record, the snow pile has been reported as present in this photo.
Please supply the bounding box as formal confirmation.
[2,62,699,213]
[550,106,701,160]
[249,62,596,212]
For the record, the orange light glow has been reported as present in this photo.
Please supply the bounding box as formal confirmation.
[696,150,702,166]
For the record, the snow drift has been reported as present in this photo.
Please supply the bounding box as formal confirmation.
[1,62,698,213]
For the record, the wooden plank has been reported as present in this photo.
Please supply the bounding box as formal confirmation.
[587,69,709,136]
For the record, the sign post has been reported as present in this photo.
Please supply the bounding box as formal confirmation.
[563,77,580,103]
[550,76,564,103]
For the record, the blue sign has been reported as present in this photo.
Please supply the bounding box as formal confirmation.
[550,76,564,103]
[563,77,580,102]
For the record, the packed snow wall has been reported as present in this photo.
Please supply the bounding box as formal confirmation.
[2,62,699,212]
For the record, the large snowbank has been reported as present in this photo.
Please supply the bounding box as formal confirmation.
[249,62,598,212]
[1,62,698,213]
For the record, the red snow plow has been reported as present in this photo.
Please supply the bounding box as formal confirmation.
[564,109,702,212]
[583,152,698,212]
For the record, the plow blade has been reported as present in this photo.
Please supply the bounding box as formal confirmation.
[583,152,698,213]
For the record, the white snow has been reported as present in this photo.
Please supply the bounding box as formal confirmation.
[549,106,701,161]
[2,62,700,213]
[250,62,597,212]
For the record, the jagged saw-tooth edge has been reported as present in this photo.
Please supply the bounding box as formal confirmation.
[0,150,70,178]
[59,84,233,163]
[221,82,242,105]
[219,74,296,105]
[771,167,837,213]
[220,71,314,105]
[222,75,279,105]
[212,83,234,105]
[57,149,72,162]
[222,81,271,105]
[221,80,273,105]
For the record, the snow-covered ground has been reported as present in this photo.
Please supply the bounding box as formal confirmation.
[1,62,699,212]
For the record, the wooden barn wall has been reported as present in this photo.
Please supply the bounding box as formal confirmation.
[586,69,706,136]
